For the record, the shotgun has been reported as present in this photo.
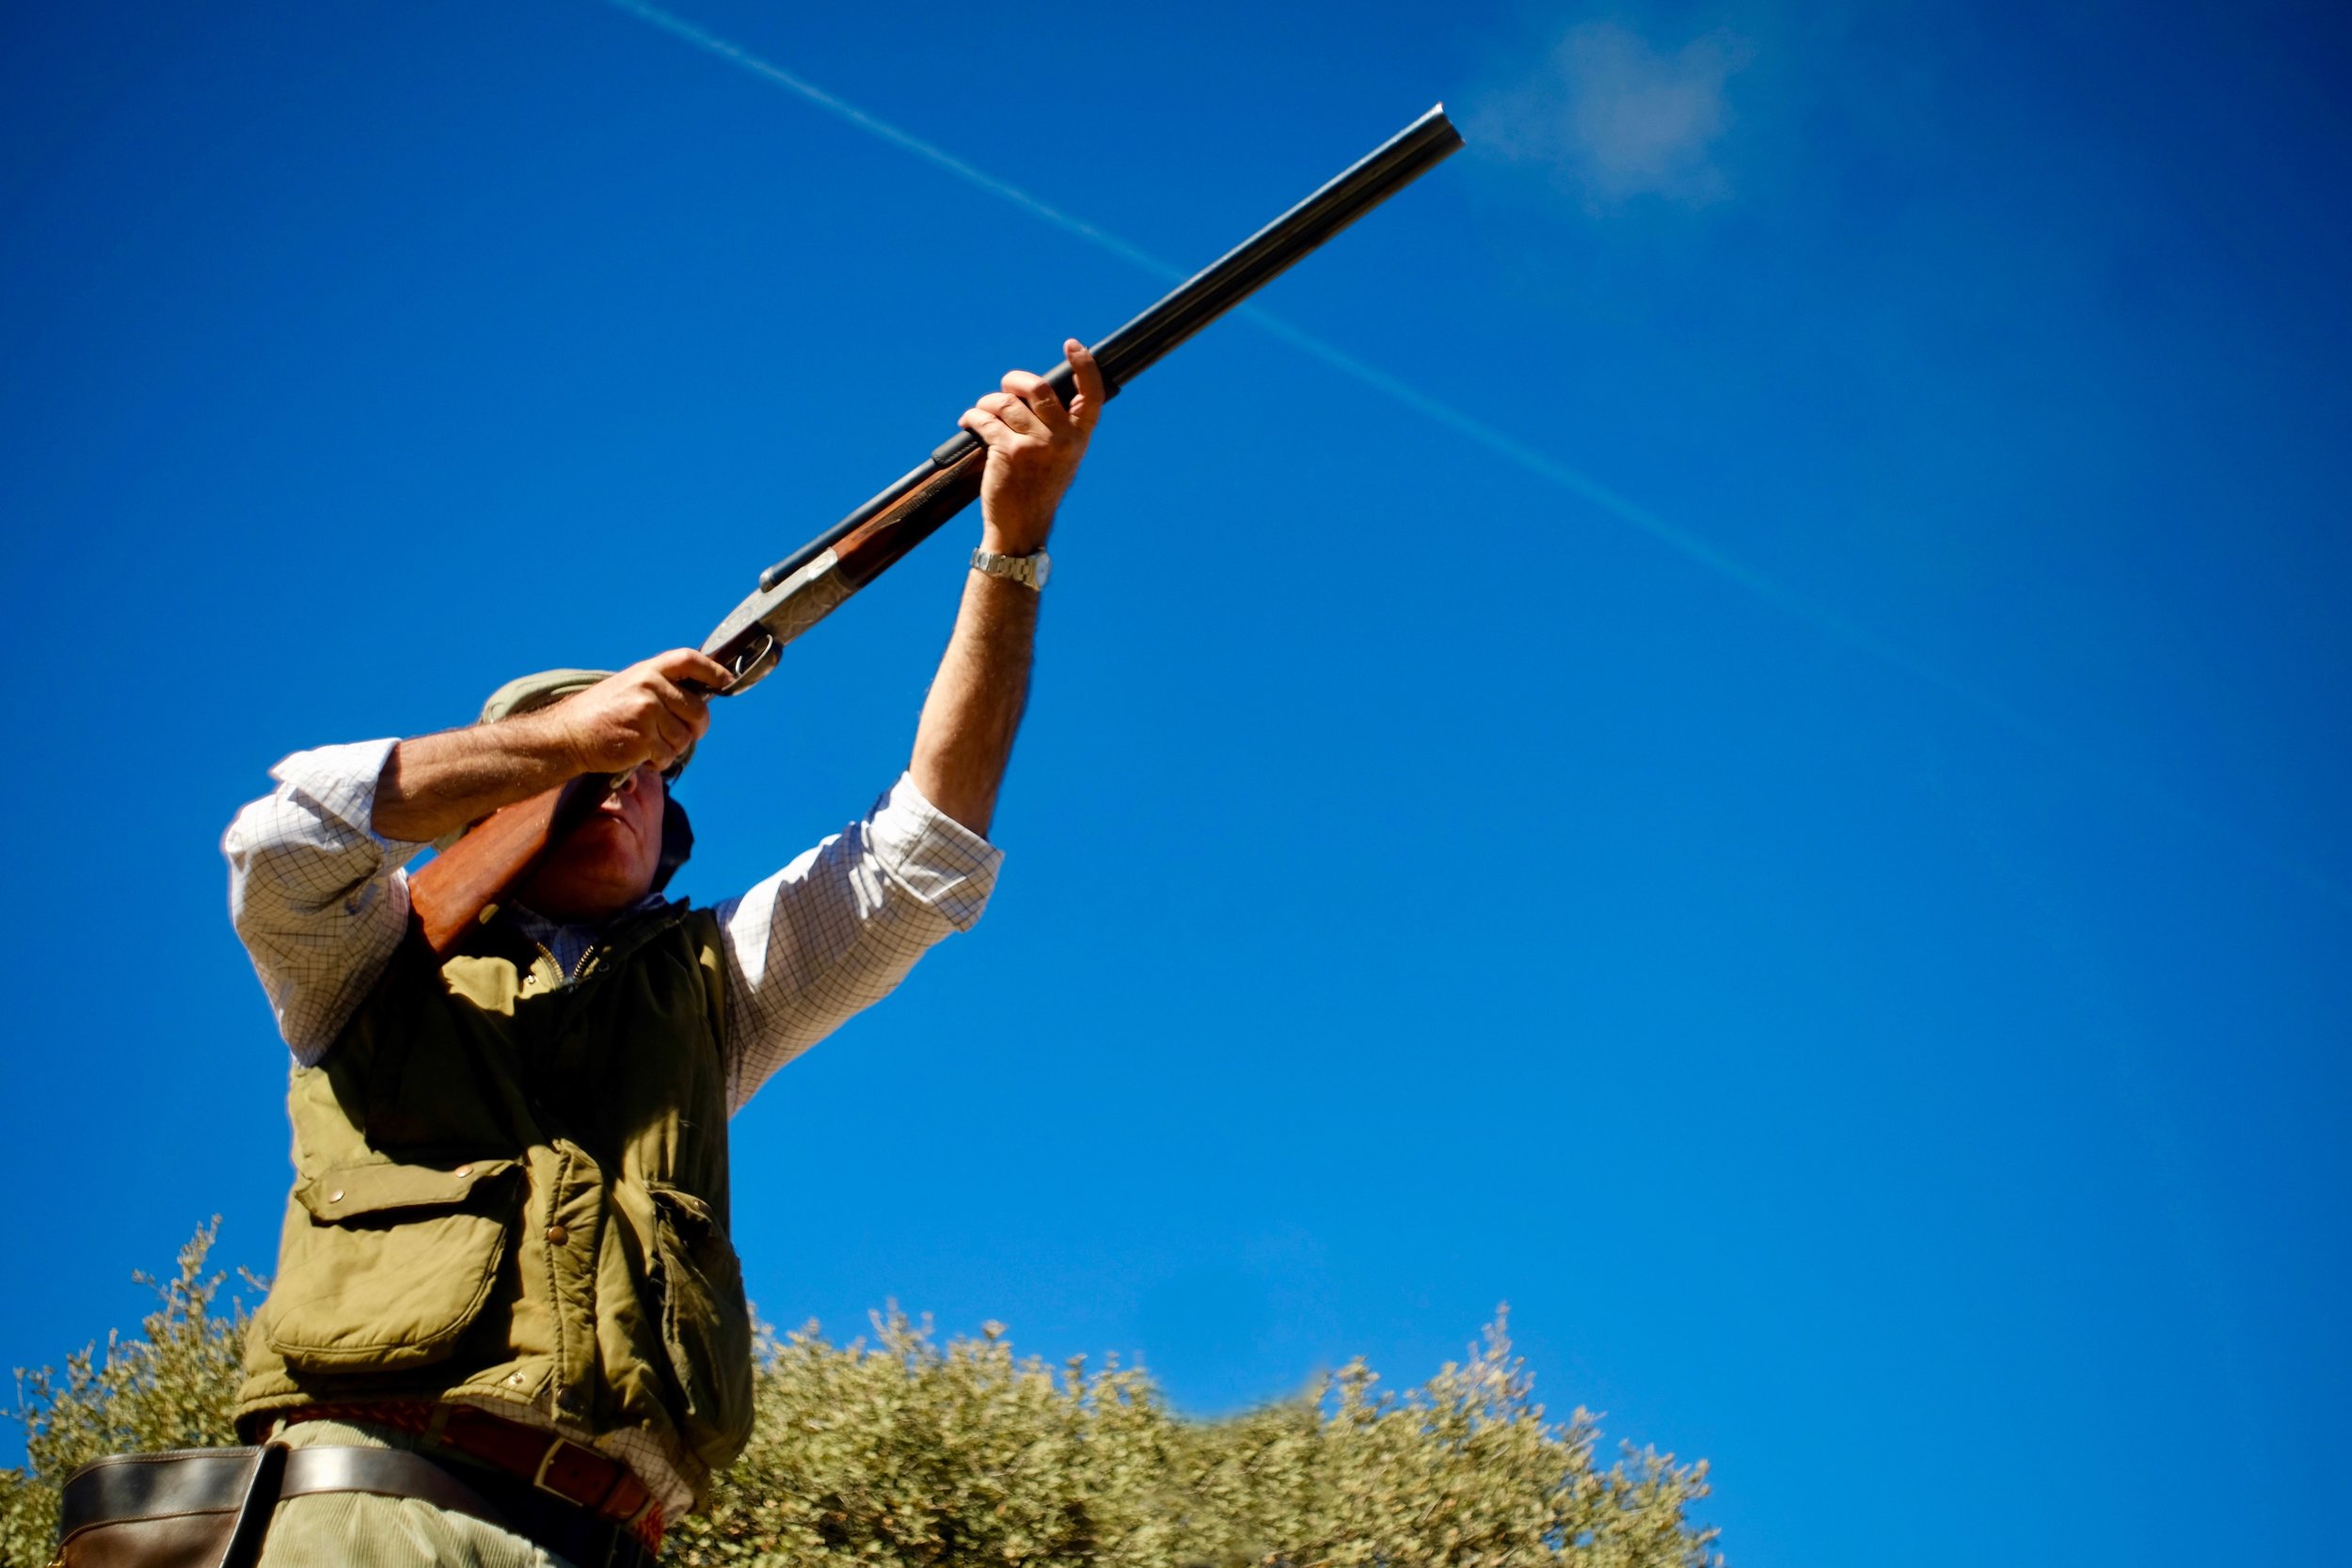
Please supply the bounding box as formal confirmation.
[411,104,1463,953]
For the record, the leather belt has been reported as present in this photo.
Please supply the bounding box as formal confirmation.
[58,1445,509,1567]
[60,1441,658,1568]
[268,1401,660,1547]
[61,1445,506,1536]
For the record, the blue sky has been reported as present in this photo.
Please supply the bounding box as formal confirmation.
[3,2,2347,1563]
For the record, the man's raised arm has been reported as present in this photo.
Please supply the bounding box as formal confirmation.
[716,341,1103,1108]
[907,338,1103,836]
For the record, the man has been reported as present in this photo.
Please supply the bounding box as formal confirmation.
[218,341,1104,1567]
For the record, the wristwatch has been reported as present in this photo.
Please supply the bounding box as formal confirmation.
[970,546,1052,591]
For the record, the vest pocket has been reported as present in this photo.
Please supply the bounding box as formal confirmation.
[265,1158,520,1373]
[647,1182,755,1465]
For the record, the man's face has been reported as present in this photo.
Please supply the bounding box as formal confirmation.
[515,764,666,922]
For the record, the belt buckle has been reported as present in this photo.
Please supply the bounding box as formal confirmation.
[531,1433,582,1503]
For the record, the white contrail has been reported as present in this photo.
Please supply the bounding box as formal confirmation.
[592,0,2350,913]
[596,0,1184,285]
[593,3,1905,652]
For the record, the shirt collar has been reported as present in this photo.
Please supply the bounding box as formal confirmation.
[503,892,674,978]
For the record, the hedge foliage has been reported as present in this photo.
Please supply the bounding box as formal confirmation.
[4,1229,1718,1567]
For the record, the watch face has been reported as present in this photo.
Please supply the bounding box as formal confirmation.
[1029,552,1052,589]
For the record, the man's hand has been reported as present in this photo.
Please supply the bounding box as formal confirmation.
[957,339,1104,556]
[373,649,733,845]
[545,650,738,777]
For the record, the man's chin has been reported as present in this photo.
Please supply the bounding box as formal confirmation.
[519,857,654,922]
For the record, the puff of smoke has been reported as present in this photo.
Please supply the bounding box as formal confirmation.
[1469,20,1756,208]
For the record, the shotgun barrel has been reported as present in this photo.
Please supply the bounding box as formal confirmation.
[700,104,1463,691]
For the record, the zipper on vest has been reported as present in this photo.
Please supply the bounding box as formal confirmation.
[531,941,601,987]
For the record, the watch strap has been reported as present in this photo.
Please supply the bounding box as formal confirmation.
[970,547,1050,591]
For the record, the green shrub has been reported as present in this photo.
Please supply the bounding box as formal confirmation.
[5,1231,1718,1568]
[1,1223,248,1566]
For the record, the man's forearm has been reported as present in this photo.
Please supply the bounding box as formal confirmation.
[372,651,732,845]
[372,714,581,844]
[908,572,1038,837]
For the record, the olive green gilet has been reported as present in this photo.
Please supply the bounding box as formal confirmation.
[235,903,755,1501]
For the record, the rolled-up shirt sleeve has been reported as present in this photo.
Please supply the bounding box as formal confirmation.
[716,772,1001,1112]
[222,738,431,1066]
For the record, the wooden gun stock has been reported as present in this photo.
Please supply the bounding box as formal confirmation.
[406,107,1461,956]
[409,778,600,955]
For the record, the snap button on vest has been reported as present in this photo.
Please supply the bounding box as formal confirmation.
[547,1224,570,1245]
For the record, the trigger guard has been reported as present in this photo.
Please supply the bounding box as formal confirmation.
[713,629,779,695]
